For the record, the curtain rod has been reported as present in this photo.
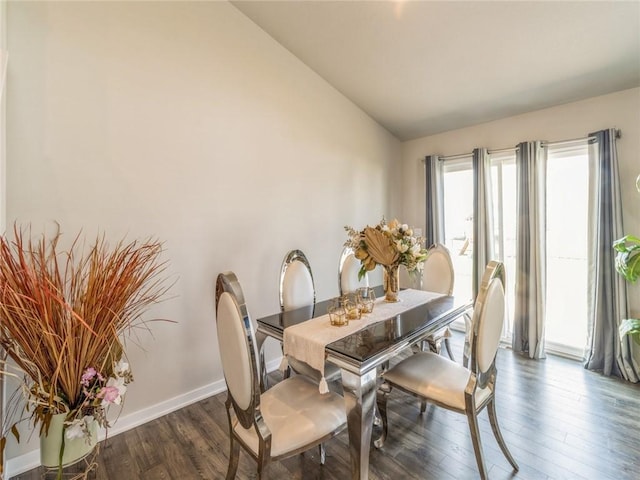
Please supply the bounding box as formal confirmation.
[542,130,621,147]
[423,129,621,163]
[488,147,518,155]
[542,136,595,148]
[437,152,472,161]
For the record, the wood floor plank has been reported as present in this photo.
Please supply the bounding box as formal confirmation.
[10,332,639,479]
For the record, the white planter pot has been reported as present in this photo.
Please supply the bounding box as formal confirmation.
[40,413,98,468]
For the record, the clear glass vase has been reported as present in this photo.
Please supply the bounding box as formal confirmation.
[382,264,400,302]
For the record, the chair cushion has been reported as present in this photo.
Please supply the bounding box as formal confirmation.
[383,352,491,411]
[477,279,505,374]
[422,247,454,295]
[340,254,369,294]
[282,261,315,311]
[217,292,253,410]
[234,375,346,458]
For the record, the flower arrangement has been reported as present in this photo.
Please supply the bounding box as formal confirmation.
[64,360,133,441]
[0,224,171,478]
[344,217,429,279]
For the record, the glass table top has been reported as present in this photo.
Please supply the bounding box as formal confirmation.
[256,286,472,364]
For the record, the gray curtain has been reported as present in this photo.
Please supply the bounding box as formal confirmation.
[472,148,495,298]
[512,141,547,359]
[424,155,444,247]
[585,129,638,382]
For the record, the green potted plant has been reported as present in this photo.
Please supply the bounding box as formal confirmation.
[613,174,640,345]
[0,224,171,479]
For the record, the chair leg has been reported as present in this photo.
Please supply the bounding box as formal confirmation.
[466,410,489,480]
[225,434,240,480]
[259,350,268,391]
[280,343,292,379]
[463,312,473,368]
[319,443,326,465]
[487,399,519,471]
[419,399,427,414]
[443,337,456,361]
[426,336,440,354]
[257,453,269,480]
[374,382,391,448]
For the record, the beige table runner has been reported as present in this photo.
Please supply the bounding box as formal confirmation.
[282,288,444,393]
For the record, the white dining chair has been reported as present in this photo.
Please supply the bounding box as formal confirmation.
[280,249,316,311]
[215,271,347,479]
[421,243,456,360]
[279,250,342,389]
[374,261,519,480]
[338,246,370,296]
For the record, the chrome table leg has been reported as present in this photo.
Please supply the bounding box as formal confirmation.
[340,368,377,480]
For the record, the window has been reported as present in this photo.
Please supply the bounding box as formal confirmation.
[441,157,474,304]
[545,144,589,357]
[488,144,589,357]
[490,152,517,341]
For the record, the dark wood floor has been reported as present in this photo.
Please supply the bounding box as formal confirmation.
[12,332,640,479]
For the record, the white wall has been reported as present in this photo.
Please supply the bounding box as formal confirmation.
[400,86,640,316]
[4,0,400,469]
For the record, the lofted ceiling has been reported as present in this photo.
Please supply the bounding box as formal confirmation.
[231,0,640,141]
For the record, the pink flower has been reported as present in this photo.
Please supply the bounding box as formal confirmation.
[97,377,127,407]
[81,367,97,387]
[98,385,121,405]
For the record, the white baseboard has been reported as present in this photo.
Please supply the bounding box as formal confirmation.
[5,378,227,478]
[5,357,283,479]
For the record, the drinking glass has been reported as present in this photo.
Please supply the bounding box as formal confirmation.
[356,287,376,314]
[328,301,348,326]
[343,293,362,320]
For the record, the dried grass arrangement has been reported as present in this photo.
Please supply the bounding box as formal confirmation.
[0,224,171,476]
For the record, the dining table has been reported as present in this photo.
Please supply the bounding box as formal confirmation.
[255,286,472,480]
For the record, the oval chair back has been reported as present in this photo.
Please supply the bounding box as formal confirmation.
[469,260,506,388]
[338,246,369,296]
[279,250,315,312]
[215,272,260,429]
[422,243,454,295]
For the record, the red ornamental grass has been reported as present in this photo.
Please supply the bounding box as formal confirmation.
[0,224,171,435]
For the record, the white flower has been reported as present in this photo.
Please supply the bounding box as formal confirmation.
[395,240,409,253]
[114,359,130,377]
[65,415,93,441]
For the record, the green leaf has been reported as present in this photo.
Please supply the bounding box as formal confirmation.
[357,265,368,281]
[619,318,640,345]
[613,235,640,283]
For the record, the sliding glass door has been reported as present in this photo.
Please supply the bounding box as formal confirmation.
[488,145,589,357]
[545,145,589,356]
[439,144,589,357]
[441,157,474,305]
